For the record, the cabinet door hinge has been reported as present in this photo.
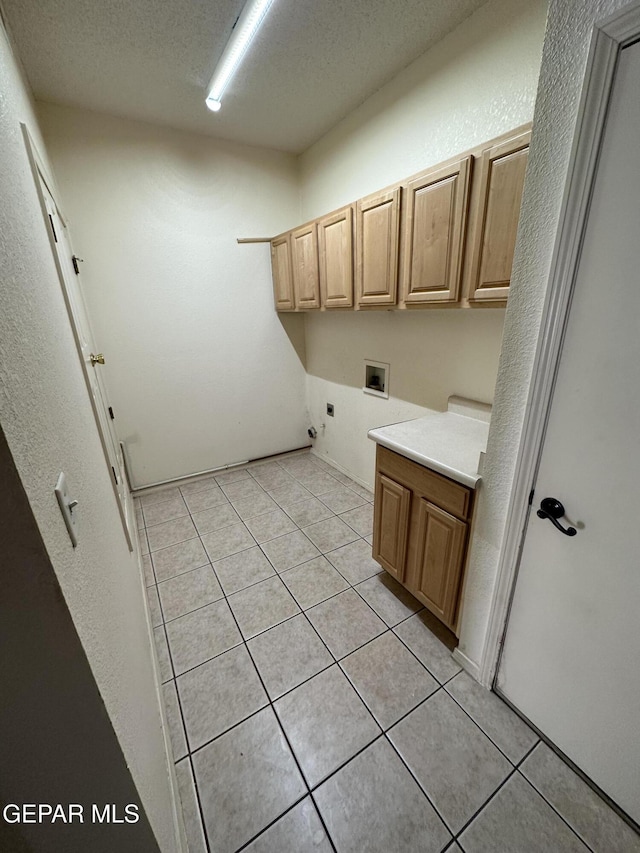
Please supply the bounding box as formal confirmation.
[108,406,115,420]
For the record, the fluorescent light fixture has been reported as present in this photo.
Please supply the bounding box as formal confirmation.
[205,0,276,113]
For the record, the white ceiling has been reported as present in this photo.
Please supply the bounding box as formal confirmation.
[4,0,489,153]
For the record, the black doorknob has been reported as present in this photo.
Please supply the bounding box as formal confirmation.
[536,497,577,536]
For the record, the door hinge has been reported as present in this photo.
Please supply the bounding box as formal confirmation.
[111,465,119,485]
[108,406,115,420]
[48,214,58,243]
[72,255,84,275]
[528,488,535,506]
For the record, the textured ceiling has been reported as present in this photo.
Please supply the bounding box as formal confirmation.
[4,0,489,153]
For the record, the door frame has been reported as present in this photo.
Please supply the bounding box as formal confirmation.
[480,0,640,687]
[21,123,133,551]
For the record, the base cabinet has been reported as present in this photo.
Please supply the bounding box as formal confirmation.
[413,499,467,626]
[372,445,474,633]
[373,473,411,580]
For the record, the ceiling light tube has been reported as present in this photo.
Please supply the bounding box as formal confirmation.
[205,0,276,112]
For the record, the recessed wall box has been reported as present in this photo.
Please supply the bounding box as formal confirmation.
[364,360,389,399]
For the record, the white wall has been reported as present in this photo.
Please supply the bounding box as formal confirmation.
[299,0,548,488]
[39,102,307,488]
[306,310,506,487]
[0,20,178,852]
[456,0,637,675]
[300,0,548,218]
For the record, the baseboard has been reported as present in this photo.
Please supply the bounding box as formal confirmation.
[308,449,374,493]
[131,444,311,496]
[452,647,482,682]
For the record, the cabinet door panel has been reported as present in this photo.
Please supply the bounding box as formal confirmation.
[356,187,401,306]
[291,223,320,309]
[373,473,411,581]
[468,131,530,302]
[401,157,471,304]
[318,206,354,308]
[271,234,295,311]
[413,500,467,628]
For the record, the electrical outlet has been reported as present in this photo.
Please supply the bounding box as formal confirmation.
[327,403,335,417]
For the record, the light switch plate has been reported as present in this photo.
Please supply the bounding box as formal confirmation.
[55,472,78,547]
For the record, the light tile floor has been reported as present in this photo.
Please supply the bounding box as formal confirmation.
[135,451,640,853]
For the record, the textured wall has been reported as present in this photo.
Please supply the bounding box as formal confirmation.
[39,102,307,487]
[456,0,633,671]
[298,0,548,488]
[0,426,160,852]
[299,0,548,218]
[0,23,178,851]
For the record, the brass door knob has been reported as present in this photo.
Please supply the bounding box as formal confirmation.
[90,353,105,366]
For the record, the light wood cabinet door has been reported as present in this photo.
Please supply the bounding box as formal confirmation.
[356,187,401,306]
[412,499,467,628]
[401,157,472,304]
[291,223,320,309]
[318,206,354,308]
[373,472,411,581]
[467,131,530,302]
[271,234,295,311]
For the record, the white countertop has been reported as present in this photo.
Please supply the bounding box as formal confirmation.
[368,410,489,488]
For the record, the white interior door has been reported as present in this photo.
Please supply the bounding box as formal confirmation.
[497,41,640,824]
[39,176,133,550]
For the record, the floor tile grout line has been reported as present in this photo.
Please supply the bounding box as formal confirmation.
[451,740,599,851]
[141,460,436,841]
[146,510,449,695]
[175,509,376,723]
[441,681,537,770]
[149,521,374,597]
[306,730,388,795]
[173,555,293,853]
[172,629,447,850]
[155,596,214,852]
[138,456,613,853]
[336,654,442,733]
[391,622,462,685]
[185,751,213,853]
[384,720,472,843]
[307,789,340,853]
[156,572,220,620]
[379,727,455,842]
[231,793,310,853]
[169,497,411,846]
[195,562,342,853]
[148,531,202,555]
[346,570,423,631]
[153,502,442,686]
[138,453,444,850]
[177,615,413,742]
[151,556,212,587]
[451,764,520,842]
[514,739,540,768]
[511,766,599,853]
